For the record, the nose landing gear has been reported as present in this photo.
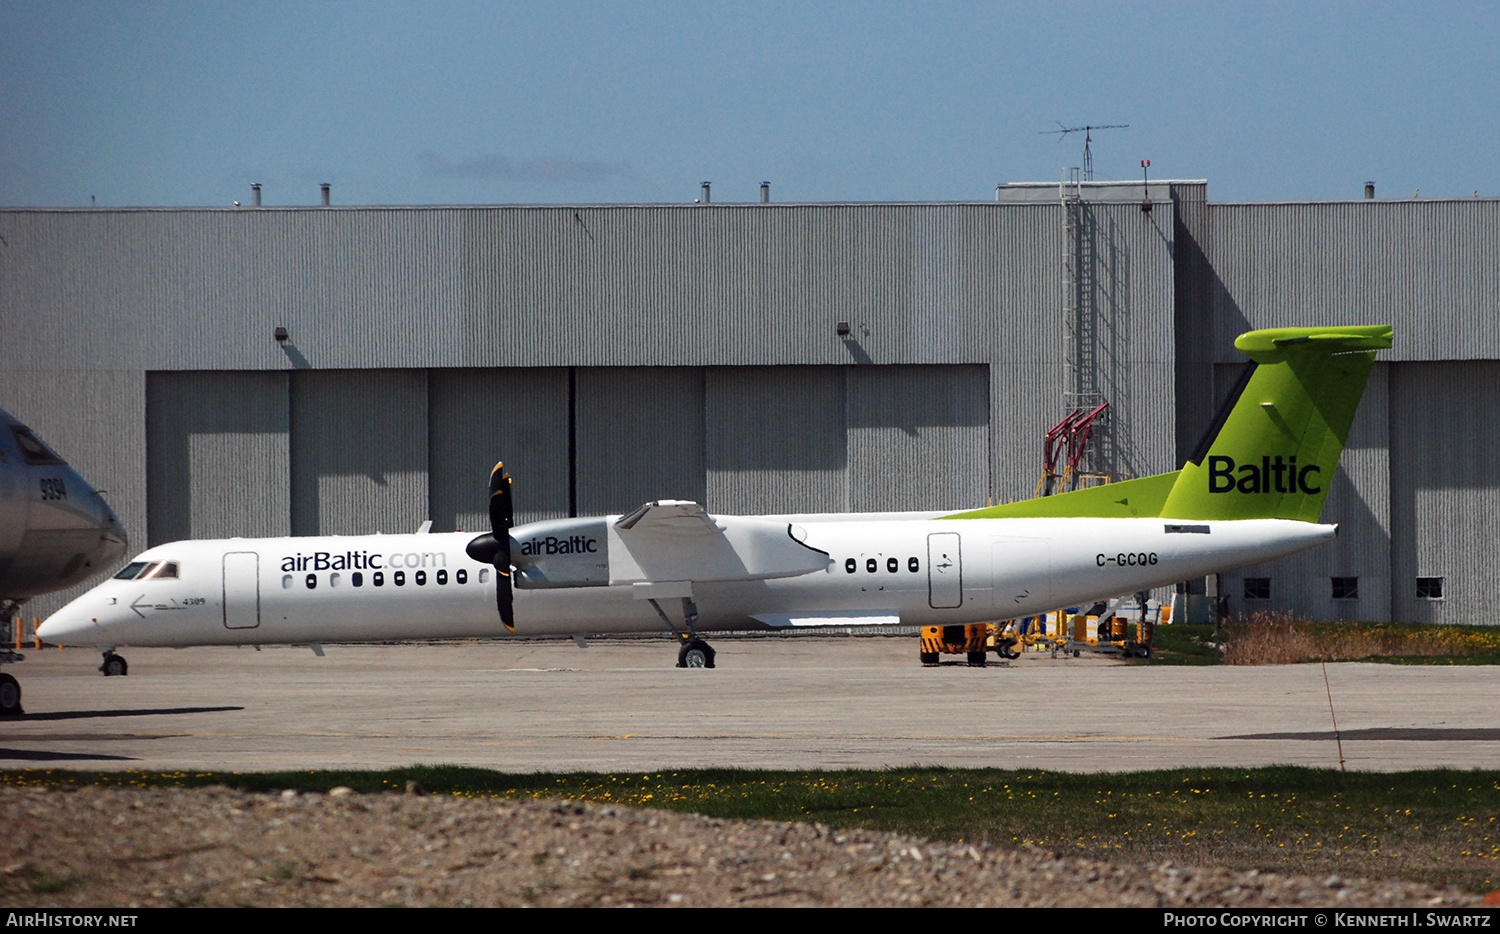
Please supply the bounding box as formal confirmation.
[100,651,127,677]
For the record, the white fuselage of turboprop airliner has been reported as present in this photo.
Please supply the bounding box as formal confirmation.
[39,513,1333,649]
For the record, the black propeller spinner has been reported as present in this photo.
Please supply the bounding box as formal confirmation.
[464,461,514,630]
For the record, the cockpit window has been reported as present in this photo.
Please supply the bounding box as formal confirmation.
[10,425,65,466]
[115,561,178,580]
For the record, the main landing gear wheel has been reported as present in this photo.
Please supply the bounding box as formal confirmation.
[0,673,21,716]
[677,639,716,669]
[100,653,128,677]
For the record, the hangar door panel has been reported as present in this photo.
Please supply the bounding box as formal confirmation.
[146,371,290,546]
[848,365,990,512]
[706,367,846,514]
[290,370,427,536]
[574,368,705,515]
[429,369,570,529]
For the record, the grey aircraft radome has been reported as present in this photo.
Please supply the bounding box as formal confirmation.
[0,407,129,714]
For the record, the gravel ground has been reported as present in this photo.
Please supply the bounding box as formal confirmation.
[1,786,1481,908]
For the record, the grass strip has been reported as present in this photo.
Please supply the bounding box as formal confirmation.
[1146,622,1500,667]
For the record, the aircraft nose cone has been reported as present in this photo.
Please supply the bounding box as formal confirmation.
[36,614,101,646]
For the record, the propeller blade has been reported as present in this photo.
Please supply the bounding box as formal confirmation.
[496,565,514,630]
[488,461,515,631]
[489,461,513,538]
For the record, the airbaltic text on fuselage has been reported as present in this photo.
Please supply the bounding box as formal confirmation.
[1208,455,1321,495]
[279,550,448,572]
[519,535,599,556]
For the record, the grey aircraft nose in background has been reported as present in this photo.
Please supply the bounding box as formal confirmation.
[0,407,128,714]
[0,410,127,599]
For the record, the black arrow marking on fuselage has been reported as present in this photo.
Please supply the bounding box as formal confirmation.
[129,595,186,618]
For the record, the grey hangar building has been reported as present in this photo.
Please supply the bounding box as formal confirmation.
[1,180,1494,624]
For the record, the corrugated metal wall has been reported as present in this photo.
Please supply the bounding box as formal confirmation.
[1209,200,1500,362]
[0,201,1174,371]
[1389,361,1500,623]
[5,193,1349,619]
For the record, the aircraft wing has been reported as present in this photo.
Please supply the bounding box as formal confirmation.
[606,500,830,585]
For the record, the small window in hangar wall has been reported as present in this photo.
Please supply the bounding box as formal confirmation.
[1417,577,1444,600]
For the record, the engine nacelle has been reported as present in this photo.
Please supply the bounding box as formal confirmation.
[510,517,609,588]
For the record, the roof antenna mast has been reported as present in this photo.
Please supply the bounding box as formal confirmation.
[1041,122,1129,181]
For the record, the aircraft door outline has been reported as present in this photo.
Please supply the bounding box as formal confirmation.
[223,551,261,629]
[927,532,963,608]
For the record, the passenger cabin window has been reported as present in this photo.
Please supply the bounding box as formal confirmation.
[456,569,468,584]
[886,557,898,573]
[908,557,920,573]
[845,558,856,574]
[353,572,364,587]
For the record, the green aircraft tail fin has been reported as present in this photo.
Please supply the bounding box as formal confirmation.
[942,324,1390,523]
[1158,325,1391,522]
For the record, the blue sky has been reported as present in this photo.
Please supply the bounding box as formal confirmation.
[3,1,1496,207]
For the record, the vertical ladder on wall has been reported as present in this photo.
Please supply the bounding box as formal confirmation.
[1042,169,1117,496]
